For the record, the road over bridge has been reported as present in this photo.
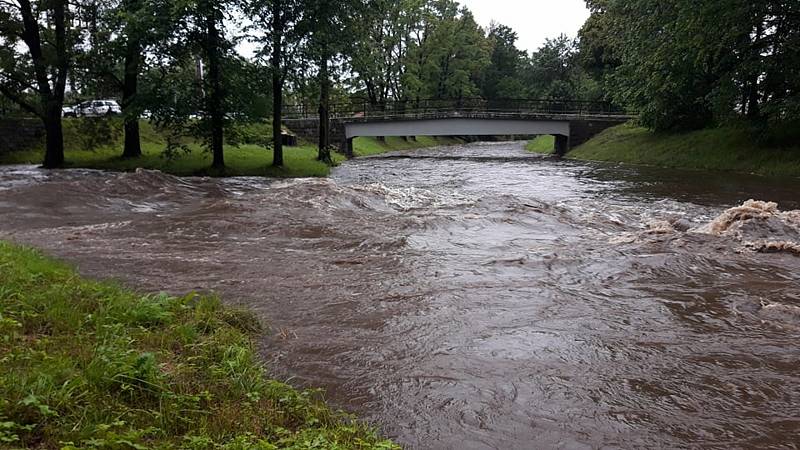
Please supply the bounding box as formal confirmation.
[283,98,635,157]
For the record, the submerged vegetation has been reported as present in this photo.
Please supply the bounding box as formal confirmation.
[0,241,397,449]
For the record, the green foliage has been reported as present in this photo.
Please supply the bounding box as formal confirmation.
[480,24,527,99]
[0,241,398,449]
[579,0,800,131]
[402,1,490,100]
[0,0,71,119]
[75,117,124,151]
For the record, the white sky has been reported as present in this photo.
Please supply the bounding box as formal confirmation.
[459,0,590,53]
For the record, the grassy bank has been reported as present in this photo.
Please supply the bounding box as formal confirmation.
[525,135,555,154]
[536,124,800,178]
[352,136,463,157]
[0,120,462,177]
[0,241,397,449]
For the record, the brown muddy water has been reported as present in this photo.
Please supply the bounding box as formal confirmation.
[2,142,800,449]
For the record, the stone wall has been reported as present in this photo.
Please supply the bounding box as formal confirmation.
[0,118,44,155]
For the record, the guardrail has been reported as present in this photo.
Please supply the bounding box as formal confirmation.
[283,98,633,120]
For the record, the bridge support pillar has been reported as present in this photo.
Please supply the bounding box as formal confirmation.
[340,137,354,158]
[554,135,570,157]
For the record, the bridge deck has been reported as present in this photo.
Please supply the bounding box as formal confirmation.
[284,98,635,121]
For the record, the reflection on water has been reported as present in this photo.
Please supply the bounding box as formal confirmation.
[1,142,799,449]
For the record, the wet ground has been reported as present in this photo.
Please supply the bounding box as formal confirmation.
[1,142,799,449]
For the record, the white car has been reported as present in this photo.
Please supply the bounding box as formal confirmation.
[62,106,76,117]
[73,100,123,117]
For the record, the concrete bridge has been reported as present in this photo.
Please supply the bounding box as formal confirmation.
[283,98,634,157]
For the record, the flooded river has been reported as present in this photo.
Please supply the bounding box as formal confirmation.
[1,142,800,449]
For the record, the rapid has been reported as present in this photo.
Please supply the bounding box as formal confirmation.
[1,141,799,449]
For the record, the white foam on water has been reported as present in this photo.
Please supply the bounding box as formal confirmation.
[353,183,476,211]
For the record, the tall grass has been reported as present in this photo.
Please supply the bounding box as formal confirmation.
[0,241,398,449]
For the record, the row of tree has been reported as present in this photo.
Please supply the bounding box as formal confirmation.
[579,0,800,132]
[7,1,790,170]
[1,0,600,169]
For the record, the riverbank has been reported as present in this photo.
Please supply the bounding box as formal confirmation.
[0,119,460,177]
[527,124,800,178]
[0,241,397,449]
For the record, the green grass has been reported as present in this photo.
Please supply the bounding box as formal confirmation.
[0,120,341,178]
[524,135,555,154]
[0,241,398,449]
[352,136,463,157]
[530,123,800,178]
[1,142,339,178]
[0,120,463,177]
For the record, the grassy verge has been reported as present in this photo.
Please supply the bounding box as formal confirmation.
[525,135,555,154]
[0,120,463,177]
[0,241,397,449]
[352,136,463,157]
[558,123,800,178]
[0,142,340,178]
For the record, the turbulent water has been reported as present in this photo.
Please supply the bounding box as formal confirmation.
[2,142,800,449]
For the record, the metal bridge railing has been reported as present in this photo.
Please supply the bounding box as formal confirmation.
[283,98,632,120]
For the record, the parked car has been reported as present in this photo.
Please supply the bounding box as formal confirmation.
[72,100,123,117]
[62,106,76,117]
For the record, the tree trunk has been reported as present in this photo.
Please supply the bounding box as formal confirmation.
[317,53,332,164]
[42,103,65,168]
[271,0,284,167]
[121,36,142,158]
[205,6,225,170]
[16,0,68,168]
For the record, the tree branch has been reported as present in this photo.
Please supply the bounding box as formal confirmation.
[0,83,42,118]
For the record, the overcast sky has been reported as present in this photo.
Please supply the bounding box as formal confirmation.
[459,0,590,53]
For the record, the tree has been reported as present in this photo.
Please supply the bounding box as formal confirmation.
[523,35,581,100]
[480,23,526,99]
[298,0,364,163]
[198,0,226,169]
[0,0,73,168]
[349,0,421,104]
[249,0,302,167]
[75,0,173,158]
[579,0,800,131]
[157,0,240,170]
[402,0,489,100]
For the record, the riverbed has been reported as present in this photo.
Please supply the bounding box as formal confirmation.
[1,142,799,449]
